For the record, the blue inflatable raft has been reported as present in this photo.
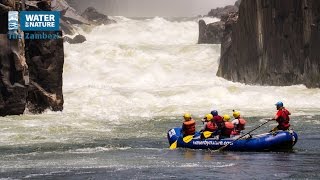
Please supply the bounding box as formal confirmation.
[167,127,298,151]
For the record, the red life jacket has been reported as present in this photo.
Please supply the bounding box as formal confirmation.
[213,115,224,129]
[235,118,246,132]
[222,122,234,137]
[276,109,290,130]
[231,130,239,135]
[205,121,217,132]
[182,119,196,135]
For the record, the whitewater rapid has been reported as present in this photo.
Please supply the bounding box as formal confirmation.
[1,17,320,179]
[0,17,319,147]
[64,16,320,120]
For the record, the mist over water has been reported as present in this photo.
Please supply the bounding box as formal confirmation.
[73,0,237,17]
[1,17,320,179]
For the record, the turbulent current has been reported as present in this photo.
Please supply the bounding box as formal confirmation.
[0,17,320,179]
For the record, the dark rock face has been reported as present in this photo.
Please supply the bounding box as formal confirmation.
[0,1,28,116]
[0,2,10,33]
[198,20,225,44]
[199,0,241,44]
[64,34,87,44]
[0,1,64,116]
[25,32,64,113]
[0,35,29,116]
[208,5,238,18]
[217,0,320,88]
[81,7,116,25]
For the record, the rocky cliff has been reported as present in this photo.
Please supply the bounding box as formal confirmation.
[52,1,115,35]
[0,35,28,115]
[198,0,240,44]
[53,1,115,43]
[217,0,320,88]
[208,5,238,19]
[25,32,64,113]
[198,20,224,44]
[0,0,64,116]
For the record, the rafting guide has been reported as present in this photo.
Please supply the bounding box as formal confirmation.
[8,11,60,40]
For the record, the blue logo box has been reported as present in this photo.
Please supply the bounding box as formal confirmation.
[20,11,60,31]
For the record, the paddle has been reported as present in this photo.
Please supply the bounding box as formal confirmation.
[183,135,194,143]
[183,131,215,143]
[169,134,195,149]
[170,134,195,149]
[169,141,177,149]
[212,119,272,152]
[203,131,213,138]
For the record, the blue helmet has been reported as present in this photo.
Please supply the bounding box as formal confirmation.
[275,101,283,108]
[211,110,218,116]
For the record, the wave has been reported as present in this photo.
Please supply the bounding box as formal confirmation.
[64,17,320,120]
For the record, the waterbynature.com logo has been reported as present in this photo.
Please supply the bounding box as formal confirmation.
[8,11,60,40]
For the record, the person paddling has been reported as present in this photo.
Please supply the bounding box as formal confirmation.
[221,114,234,138]
[211,110,224,136]
[270,101,291,132]
[182,113,196,137]
[231,110,247,135]
[200,114,217,139]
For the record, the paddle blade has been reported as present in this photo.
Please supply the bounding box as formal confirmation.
[169,141,177,149]
[183,135,194,143]
[203,131,213,138]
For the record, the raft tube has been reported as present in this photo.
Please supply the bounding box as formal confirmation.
[167,127,298,151]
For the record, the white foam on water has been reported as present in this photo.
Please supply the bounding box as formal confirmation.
[0,17,319,146]
[197,16,220,24]
[63,16,320,121]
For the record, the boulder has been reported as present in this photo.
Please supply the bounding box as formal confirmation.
[64,34,86,44]
[198,20,225,44]
[81,7,116,25]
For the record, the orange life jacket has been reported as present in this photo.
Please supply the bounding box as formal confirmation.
[235,118,246,132]
[222,122,234,136]
[205,121,217,132]
[182,119,196,135]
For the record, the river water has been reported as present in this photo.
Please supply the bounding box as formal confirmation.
[0,17,320,179]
